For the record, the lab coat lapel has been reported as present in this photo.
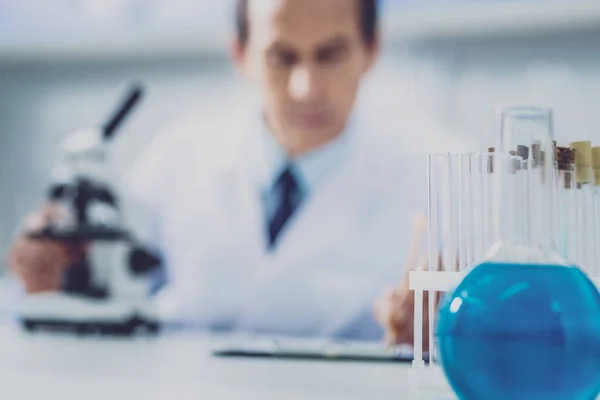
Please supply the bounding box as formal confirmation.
[233,166,366,336]
[221,116,270,263]
[233,132,388,337]
[158,117,268,325]
[270,129,368,268]
[272,159,357,265]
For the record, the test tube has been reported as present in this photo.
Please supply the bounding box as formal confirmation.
[570,141,594,275]
[427,153,444,278]
[428,153,459,365]
[503,151,521,251]
[591,147,600,277]
[555,147,578,264]
[459,153,480,270]
[470,153,486,261]
[482,151,496,253]
[515,146,530,248]
[428,153,450,271]
[427,153,444,366]
[429,152,484,364]
[570,141,594,272]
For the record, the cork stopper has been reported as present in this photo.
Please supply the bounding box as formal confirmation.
[555,147,576,189]
[592,146,600,186]
[517,145,529,160]
[556,146,576,171]
[569,141,593,183]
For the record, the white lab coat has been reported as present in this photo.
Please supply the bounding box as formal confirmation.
[126,107,470,339]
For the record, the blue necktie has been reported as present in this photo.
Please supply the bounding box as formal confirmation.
[268,165,302,249]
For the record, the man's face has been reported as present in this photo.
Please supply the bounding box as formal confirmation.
[236,0,379,155]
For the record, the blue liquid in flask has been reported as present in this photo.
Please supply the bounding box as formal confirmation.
[437,261,600,400]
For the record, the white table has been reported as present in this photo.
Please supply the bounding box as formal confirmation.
[5,326,594,400]
[0,327,418,400]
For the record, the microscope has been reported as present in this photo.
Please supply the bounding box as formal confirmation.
[19,84,163,336]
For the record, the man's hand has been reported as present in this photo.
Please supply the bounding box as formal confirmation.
[373,265,439,352]
[7,204,86,294]
[373,213,441,351]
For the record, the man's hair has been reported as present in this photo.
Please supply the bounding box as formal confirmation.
[235,0,378,48]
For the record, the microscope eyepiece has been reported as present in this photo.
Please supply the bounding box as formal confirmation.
[102,83,144,141]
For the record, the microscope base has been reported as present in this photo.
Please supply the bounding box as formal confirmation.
[20,317,159,336]
[19,293,160,337]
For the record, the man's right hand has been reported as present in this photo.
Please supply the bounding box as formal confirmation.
[7,204,86,294]
[373,213,439,351]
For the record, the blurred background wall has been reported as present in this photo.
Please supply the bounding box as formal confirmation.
[2,0,600,270]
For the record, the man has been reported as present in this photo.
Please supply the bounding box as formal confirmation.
[9,0,438,346]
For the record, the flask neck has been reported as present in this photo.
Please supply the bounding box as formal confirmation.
[492,107,558,256]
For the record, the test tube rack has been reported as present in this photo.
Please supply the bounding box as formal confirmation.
[408,147,600,400]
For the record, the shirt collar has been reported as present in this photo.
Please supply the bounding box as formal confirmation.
[257,115,355,195]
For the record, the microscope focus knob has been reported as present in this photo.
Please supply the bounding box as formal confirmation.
[129,247,162,275]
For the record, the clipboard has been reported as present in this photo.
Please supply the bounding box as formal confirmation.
[212,338,429,364]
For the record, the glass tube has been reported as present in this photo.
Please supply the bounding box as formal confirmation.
[481,152,495,254]
[429,152,507,272]
[427,153,457,275]
[459,153,481,271]
[592,147,600,278]
[427,153,449,366]
[555,148,578,264]
[470,153,487,262]
[515,145,530,248]
[428,153,444,279]
[571,141,595,276]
